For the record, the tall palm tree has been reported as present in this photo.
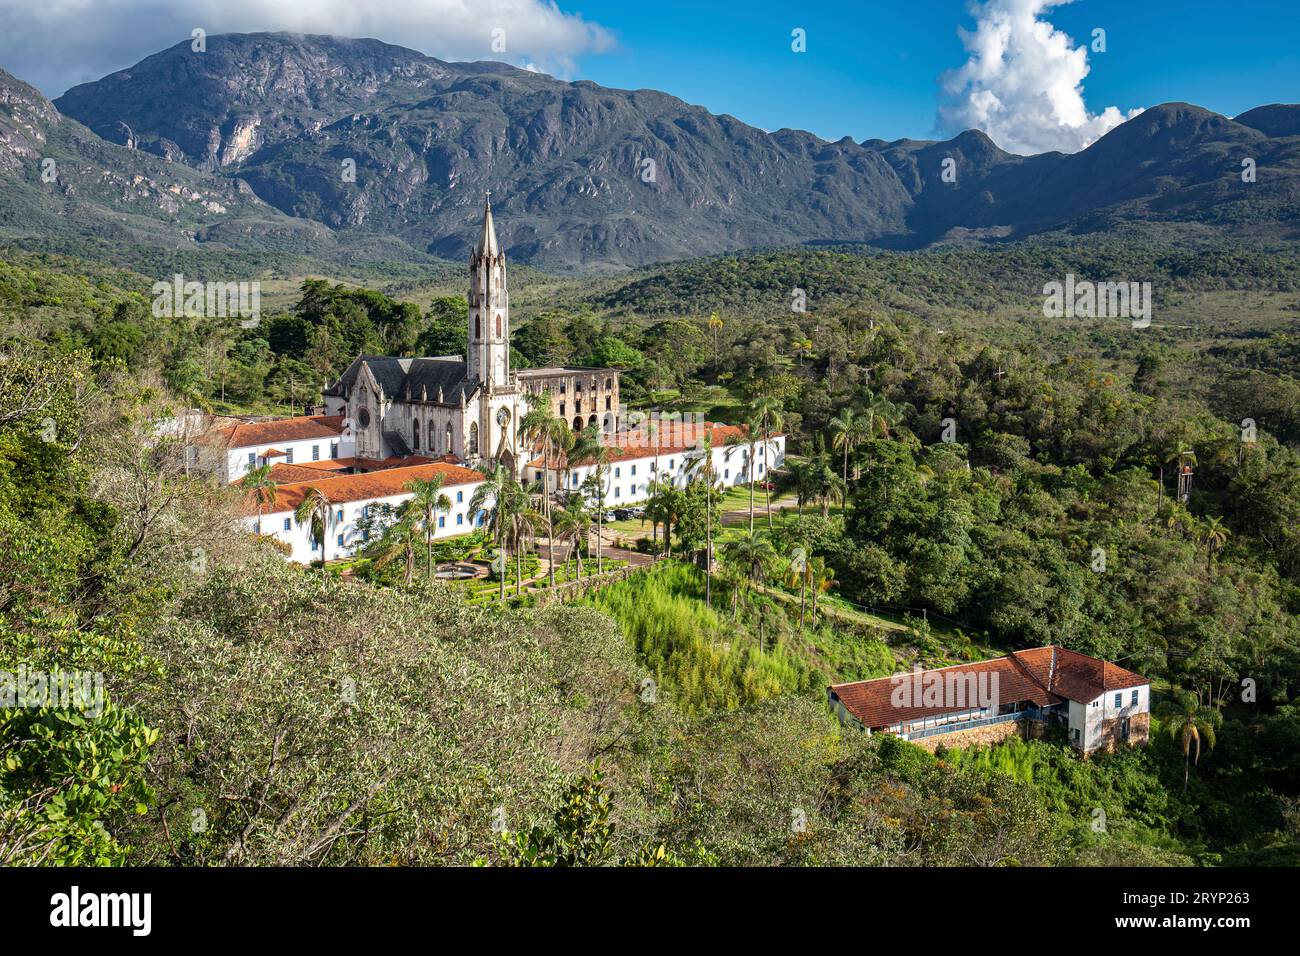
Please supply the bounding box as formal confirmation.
[553,495,591,581]
[571,425,610,574]
[469,464,516,600]
[807,556,837,624]
[520,395,571,589]
[808,456,847,518]
[690,430,720,606]
[244,463,279,535]
[404,475,451,582]
[750,395,785,532]
[294,487,333,570]
[369,504,421,586]
[721,532,776,624]
[1200,515,1230,573]
[742,410,762,535]
[828,407,869,513]
[509,485,546,590]
[785,546,810,629]
[1157,690,1222,791]
[708,311,724,374]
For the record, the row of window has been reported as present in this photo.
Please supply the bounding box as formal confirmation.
[248,443,339,467]
[1092,690,1141,708]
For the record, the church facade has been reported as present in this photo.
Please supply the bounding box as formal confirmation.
[322,200,620,475]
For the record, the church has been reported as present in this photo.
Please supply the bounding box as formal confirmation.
[321,199,620,476]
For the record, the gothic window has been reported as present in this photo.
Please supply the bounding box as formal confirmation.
[446,424,453,453]
[475,316,481,338]
[588,415,597,427]
[603,413,614,433]
[573,416,582,430]
[428,420,435,449]
[469,422,479,456]
[496,314,502,337]
[412,420,420,448]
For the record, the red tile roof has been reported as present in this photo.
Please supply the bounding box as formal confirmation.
[530,422,771,469]
[247,460,484,515]
[217,415,346,449]
[829,646,1147,729]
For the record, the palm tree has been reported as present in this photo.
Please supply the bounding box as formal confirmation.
[570,425,610,574]
[749,395,785,532]
[294,487,333,570]
[808,455,847,518]
[1200,515,1230,573]
[1157,690,1222,791]
[828,407,870,513]
[554,495,591,581]
[369,504,421,585]
[861,389,902,441]
[807,556,837,624]
[244,463,279,536]
[404,475,451,582]
[785,546,810,629]
[708,311,724,374]
[508,485,546,590]
[721,532,776,624]
[690,430,720,606]
[469,464,516,600]
[520,395,572,589]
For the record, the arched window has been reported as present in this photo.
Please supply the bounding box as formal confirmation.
[468,422,479,456]
[427,420,435,450]
[445,424,453,454]
[495,314,502,337]
[588,415,597,427]
[573,416,582,431]
[412,420,420,448]
[475,316,481,338]
[603,413,614,433]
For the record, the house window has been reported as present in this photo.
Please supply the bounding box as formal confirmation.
[286,448,294,464]
[605,377,612,390]
[283,518,291,531]
[725,469,730,479]
[312,444,320,461]
[311,539,319,552]
[605,396,611,410]
[336,509,343,522]
[631,465,637,475]
[614,487,620,498]
[1114,693,1122,708]
[1131,689,1139,706]
[330,443,339,459]
[247,452,256,466]
[456,514,464,526]
[535,471,543,482]
[614,467,621,478]
[456,490,464,504]
[336,534,344,547]
[438,516,445,528]
[254,520,261,533]
[559,382,566,395]
[576,399,582,413]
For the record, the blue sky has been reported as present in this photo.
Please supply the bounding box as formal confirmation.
[560,0,1300,145]
[1,0,1295,154]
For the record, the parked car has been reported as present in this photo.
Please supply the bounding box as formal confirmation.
[613,509,633,521]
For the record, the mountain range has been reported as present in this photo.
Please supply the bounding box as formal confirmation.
[0,32,1296,273]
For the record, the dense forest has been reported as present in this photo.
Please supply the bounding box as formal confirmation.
[2,236,1299,866]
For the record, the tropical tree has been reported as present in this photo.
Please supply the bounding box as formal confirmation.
[293,487,333,569]
[244,463,279,535]
[689,430,720,606]
[469,464,517,600]
[807,556,837,624]
[828,407,870,511]
[721,532,777,622]
[1200,515,1230,573]
[571,425,611,574]
[785,546,810,629]
[554,495,592,581]
[369,504,421,585]
[520,394,572,589]
[749,395,784,532]
[1157,690,1222,791]
[404,475,452,582]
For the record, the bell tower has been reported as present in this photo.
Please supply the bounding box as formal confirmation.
[467,196,510,392]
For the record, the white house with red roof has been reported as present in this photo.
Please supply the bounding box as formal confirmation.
[202,414,356,484]
[829,646,1150,755]
[528,420,785,506]
[243,460,488,564]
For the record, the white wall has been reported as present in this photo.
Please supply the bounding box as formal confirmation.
[538,436,787,505]
[225,433,356,484]
[247,480,487,564]
[1071,684,1149,751]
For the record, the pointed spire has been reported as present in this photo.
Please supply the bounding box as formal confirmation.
[474,193,500,258]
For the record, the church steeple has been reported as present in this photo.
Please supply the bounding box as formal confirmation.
[467,194,509,390]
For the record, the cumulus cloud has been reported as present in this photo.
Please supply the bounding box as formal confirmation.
[937,0,1142,155]
[0,0,616,96]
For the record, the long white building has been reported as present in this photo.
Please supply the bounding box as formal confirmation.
[244,460,488,564]
[529,422,785,505]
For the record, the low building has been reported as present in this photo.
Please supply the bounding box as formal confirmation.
[244,460,488,564]
[528,421,786,506]
[828,646,1150,755]
[517,366,621,433]
[200,414,356,484]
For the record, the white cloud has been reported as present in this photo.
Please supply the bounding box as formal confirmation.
[0,0,616,96]
[936,0,1142,155]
